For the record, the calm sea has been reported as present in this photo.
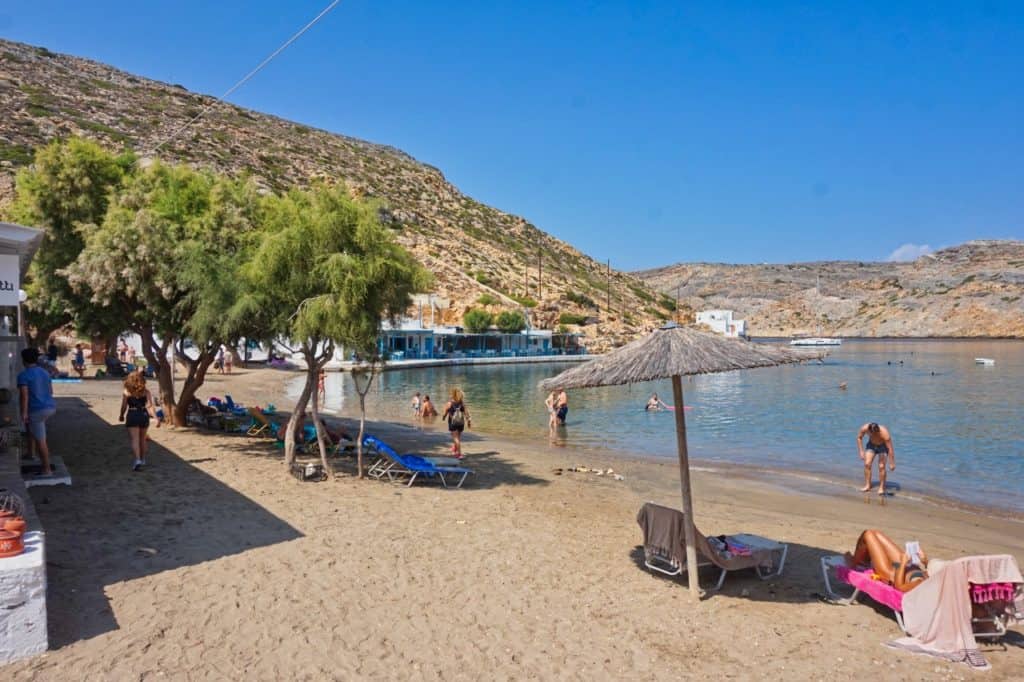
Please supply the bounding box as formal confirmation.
[306,340,1024,513]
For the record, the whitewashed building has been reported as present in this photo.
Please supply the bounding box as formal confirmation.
[695,310,747,338]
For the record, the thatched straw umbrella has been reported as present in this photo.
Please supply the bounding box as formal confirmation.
[540,323,823,596]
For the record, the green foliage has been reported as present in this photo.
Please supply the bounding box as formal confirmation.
[476,293,500,306]
[240,183,428,357]
[629,285,654,303]
[644,306,668,321]
[6,138,134,339]
[463,308,493,333]
[565,291,597,308]
[657,296,676,312]
[559,312,588,326]
[495,310,526,333]
[0,142,33,166]
[510,294,538,308]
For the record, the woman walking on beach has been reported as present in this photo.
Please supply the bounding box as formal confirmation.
[442,387,471,458]
[119,371,156,471]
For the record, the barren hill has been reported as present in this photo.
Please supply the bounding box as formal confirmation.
[0,39,675,351]
[636,240,1024,338]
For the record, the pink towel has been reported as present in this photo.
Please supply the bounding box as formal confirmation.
[836,565,904,612]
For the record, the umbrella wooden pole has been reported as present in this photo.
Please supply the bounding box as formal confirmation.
[671,374,701,597]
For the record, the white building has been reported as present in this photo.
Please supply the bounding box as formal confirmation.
[695,310,747,338]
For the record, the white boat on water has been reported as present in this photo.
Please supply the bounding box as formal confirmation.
[975,357,995,365]
[790,337,843,347]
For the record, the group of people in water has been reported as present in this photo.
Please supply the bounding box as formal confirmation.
[411,388,471,458]
[544,387,569,429]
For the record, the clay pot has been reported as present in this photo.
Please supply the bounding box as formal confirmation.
[0,529,23,558]
[3,517,26,535]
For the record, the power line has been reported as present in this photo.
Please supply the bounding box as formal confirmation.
[148,0,342,156]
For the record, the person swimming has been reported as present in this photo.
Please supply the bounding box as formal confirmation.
[420,394,438,418]
[645,393,670,411]
[845,529,929,592]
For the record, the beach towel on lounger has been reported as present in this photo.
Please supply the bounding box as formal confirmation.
[886,554,1023,670]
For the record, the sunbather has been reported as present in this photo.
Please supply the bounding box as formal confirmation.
[845,529,929,592]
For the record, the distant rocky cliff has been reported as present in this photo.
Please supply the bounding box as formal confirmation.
[636,240,1024,338]
[0,39,673,351]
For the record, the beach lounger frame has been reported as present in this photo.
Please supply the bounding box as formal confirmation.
[819,555,1015,640]
[638,503,788,591]
[363,436,472,489]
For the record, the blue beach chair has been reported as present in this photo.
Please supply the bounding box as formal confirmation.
[363,436,472,489]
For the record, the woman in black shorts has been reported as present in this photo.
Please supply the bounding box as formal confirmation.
[441,387,471,458]
[119,371,156,471]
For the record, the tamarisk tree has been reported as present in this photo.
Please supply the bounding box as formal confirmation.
[237,184,426,475]
[5,138,133,344]
[66,161,260,424]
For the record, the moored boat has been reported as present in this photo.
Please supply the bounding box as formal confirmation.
[790,337,842,347]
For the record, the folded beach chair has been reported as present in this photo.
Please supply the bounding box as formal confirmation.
[820,555,1022,640]
[362,435,472,489]
[246,407,277,437]
[636,502,788,590]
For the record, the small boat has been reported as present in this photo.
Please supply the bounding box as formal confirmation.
[974,358,995,366]
[790,337,842,347]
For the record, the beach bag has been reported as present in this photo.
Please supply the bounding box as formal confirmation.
[450,404,465,429]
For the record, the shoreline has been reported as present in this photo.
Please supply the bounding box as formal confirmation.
[301,374,1024,523]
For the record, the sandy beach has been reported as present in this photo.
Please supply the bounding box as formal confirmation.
[3,366,1022,680]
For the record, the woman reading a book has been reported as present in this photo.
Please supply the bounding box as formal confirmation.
[845,529,930,592]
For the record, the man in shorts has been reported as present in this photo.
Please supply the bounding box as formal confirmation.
[18,348,57,476]
[857,422,894,495]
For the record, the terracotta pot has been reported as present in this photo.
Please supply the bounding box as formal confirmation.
[3,517,26,535]
[0,529,23,558]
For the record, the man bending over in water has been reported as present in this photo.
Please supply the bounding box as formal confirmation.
[857,422,895,494]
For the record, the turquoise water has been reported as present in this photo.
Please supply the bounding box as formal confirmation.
[311,340,1024,512]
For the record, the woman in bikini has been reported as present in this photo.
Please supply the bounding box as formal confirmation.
[119,371,156,471]
[846,529,929,592]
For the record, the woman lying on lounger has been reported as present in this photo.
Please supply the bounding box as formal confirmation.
[845,529,930,592]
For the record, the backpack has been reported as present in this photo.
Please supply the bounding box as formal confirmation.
[450,403,465,428]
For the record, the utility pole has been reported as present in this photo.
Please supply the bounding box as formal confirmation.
[538,248,542,301]
[524,264,528,298]
[676,284,681,324]
[606,259,611,319]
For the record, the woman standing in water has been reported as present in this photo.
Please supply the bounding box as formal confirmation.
[119,371,156,471]
[442,387,472,458]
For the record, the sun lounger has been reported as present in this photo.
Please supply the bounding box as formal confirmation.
[820,555,1021,640]
[636,502,788,590]
[362,435,472,489]
[246,408,277,437]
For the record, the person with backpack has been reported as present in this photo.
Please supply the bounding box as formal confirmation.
[442,387,472,458]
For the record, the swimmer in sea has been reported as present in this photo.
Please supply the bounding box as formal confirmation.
[645,393,670,411]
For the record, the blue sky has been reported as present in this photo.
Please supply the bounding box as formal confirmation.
[2,1,1022,269]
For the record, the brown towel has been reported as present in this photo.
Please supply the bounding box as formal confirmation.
[637,503,779,573]
[637,502,688,568]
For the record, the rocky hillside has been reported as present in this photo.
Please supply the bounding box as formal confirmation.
[636,240,1024,338]
[0,39,676,351]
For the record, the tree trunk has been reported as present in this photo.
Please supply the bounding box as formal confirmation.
[307,344,334,479]
[284,341,315,468]
[139,328,176,421]
[173,352,215,427]
[351,363,377,479]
